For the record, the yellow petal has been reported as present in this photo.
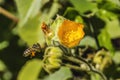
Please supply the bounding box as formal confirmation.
[57,20,85,48]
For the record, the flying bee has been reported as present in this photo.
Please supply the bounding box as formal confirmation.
[23,43,41,57]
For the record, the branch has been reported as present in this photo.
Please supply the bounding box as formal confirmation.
[0,7,19,22]
[63,55,107,80]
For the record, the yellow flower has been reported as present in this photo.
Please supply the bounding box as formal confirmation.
[57,20,85,48]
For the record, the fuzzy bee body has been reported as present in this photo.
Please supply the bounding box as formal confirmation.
[23,43,41,57]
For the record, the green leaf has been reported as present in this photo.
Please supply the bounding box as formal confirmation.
[63,7,79,20]
[80,36,98,49]
[106,19,120,39]
[18,15,45,46]
[97,9,117,21]
[96,9,120,38]
[39,0,61,24]
[15,0,42,20]
[43,67,72,80]
[0,60,6,71]
[15,0,45,45]
[113,51,120,64]
[97,29,114,54]
[15,0,60,45]
[74,16,83,23]
[0,60,12,80]
[109,0,120,7]
[99,0,120,11]
[0,41,9,50]
[17,59,42,80]
[46,1,61,23]
[91,73,101,80]
[69,0,98,14]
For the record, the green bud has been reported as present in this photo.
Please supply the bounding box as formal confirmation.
[43,46,63,73]
[93,49,112,71]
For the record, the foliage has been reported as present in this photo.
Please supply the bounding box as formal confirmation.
[0,0,120,80]
[43,67,72,80]
[17,59,42,80]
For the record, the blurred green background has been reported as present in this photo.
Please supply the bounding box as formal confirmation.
[0,0,120,80]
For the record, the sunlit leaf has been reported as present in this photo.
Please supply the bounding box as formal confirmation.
[15,0,45,45]
[91,73,101,80]
[45,1,61,24]
[15,0,43,21]
[18,15,45,46]
[0,60,6,71]
[43,67,72,80]
[96,9,117,21]
[17,59,42,80]
[69,0,98,14]
[15,0,60,45]
[0,60,12,80]
[106,19,120,39]
[113,51,120,64]
[96,9,120,38]
[97,29,114,54]
[0,41,9,50]
[80,36,98,49]
[109,0,120,7]
[35,0,61,24]
[99,0,120,10]
[74,16,83,23]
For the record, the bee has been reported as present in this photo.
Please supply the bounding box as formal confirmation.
[41,22,53,37]
[23,43,41,57]
[41,22,50,35]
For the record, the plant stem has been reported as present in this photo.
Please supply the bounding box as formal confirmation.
[64,63,87,71]
[63,55,107,80]
[88,19,100,48]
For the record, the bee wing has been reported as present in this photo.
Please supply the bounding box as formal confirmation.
[32,43,41,52]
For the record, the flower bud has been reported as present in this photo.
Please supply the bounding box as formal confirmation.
[93,49,112,71]
[43,47,63,73]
